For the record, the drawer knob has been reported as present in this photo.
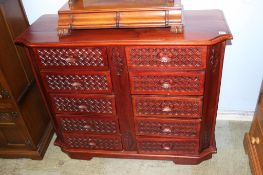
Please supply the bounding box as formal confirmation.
[160,56,171,63]
[83,125,92,129]
[162,128,172,133]
[161,83,171,89]
[0,94,2,99]
[71,82,82,87]
[65,57,76,63]
[162,106,172,112]
[78,105,88,110]
[162,143,172,150]
[251,137,260,145]
[88,142,96,146]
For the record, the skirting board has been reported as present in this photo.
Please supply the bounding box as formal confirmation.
[217,111,254,121]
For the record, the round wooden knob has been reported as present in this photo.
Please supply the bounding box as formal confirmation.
[160,56,171,63]
[161,83,171,89]
[83,125,92,129]
[162,106,172,112]
[71,82,81,87]
[88,142,96,146]
[78,105,87,110]
[162,143,172,150]
[251,137,260,145]
[162,128,172,133]
[65,56,76,63]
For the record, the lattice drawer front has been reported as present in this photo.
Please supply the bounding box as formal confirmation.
[137,138,199,155]
[35,47,107,68]
[133,96,203,118]
[135,119,200,137]
[41,71,112,93]
[63,134,122,150]
[126,46,206,69]
[51,95,115,115]
[0,112,18,124]
[130,72,205,95]
[59,117,119,134]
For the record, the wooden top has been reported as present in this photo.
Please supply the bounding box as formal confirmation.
[60,0,182,12]
[16,10,233,47]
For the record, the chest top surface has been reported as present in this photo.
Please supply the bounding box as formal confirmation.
[16,10,232,47]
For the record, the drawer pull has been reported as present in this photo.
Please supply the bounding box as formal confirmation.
[71,82,82,87]
[65,57,76,63]
[161,83,171,89]
[162,143,172,150]
[88,142,96,146]
[78,105,88,110]
[251,137,260,145]
[162,128,172,133]
[162,106,172,112]
[160,56,171,63]
[83,125,92,129]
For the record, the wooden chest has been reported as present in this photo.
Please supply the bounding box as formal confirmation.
[244,80,263,174]
[16,10,232,164]
[58,0,183,36]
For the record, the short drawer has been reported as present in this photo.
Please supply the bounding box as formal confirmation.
[133,96,203,118]
[50,94,116,115]
[126,46,207,69]
[58,116,119,134]
[135,118,200,138]
[35,47,108,69]
[41,71,112,93]
[63,134,123,151]
[137,137,199,155]
[0,111,18,126]
[130,72,205,95]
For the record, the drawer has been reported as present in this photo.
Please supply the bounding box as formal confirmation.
[63,134,123,151]
[58,116,119,134]
[130,72,205,95]
[35,47,108,69]
[132,96,203,118]
[0,111,18,126]
[137,137,199,155]
[41,71,112,93]
[126,46,207,69]
[135,118,200,138]
[50,94,116,115]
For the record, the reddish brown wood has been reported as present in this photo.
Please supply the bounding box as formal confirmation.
[16,10,233,164]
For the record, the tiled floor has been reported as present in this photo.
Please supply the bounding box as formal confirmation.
[0,120,252,175]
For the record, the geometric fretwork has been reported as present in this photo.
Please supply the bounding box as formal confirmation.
[136,119,200,137]
[36,47,106,67]
[52,96,114,114]
[134,96,202,118]
[128,47,205,69]
[60,117,118,134]
[63,135,122,150]
[137,139,198,155]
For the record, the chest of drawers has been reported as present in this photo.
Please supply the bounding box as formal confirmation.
[16,10,232,164]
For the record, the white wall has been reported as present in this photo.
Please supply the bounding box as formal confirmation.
[22,0,263,112]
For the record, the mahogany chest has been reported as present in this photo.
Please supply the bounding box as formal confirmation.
[16,10,233,164]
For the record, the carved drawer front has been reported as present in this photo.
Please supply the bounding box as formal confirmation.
[63,134,122,150]
[58,116,119,134]
[41,71,112,93]
[35,47,108,69]
[137,137,199,155]
[133,96,203,118]
[126,46,207,69]
[50,94,116,115]
[135,118,200,138]
[130,72,205,95]
[0,112,18,125]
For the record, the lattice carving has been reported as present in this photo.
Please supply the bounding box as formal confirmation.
[137,140,198,154]
[52,96,114,114]
[0,112,18,121]
[61,117,118,134]
[64,135,122,150]
[129,47,204,68]
[132,74,204,94]
[44,74,110,92]
[136,120,200,137]
[209,44,221,73]
[36,47,106,67]
[134,97,202,118]
[112,47,124,76]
